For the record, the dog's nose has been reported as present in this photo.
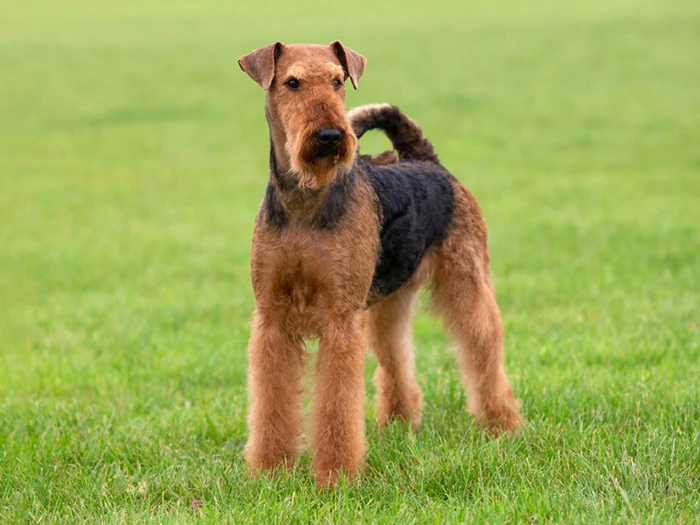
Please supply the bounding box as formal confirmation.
[316,128,342,146]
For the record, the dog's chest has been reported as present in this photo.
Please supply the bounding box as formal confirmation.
[274,237,331,310]
[251,224,375,325]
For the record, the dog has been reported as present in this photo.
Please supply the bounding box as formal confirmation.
[238,41,522,486]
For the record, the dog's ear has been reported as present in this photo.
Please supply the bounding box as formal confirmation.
[238,42,284,90]
[330,41,366,90]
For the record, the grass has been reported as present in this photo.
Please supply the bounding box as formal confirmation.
[1,0,699,522]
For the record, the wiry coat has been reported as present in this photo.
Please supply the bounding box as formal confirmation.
[238,43,522,487]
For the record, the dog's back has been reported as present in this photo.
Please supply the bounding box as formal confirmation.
[349,104,457,303]
[360,159,454,303]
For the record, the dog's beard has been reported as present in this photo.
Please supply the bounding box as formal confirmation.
[287,131,357,189]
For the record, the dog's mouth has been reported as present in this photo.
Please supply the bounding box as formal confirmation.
[314,152,342,165]
[288,127,358,189]
[304,131,354,167]
[310,140,346,163]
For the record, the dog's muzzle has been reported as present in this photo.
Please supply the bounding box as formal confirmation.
[315,128,343,156]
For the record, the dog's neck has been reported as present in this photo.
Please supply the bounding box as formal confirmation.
[268,140,321,212]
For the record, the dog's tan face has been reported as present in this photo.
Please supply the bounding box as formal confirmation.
[239,42,366,189]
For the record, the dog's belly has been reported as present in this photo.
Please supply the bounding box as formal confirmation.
[364,161,455,303]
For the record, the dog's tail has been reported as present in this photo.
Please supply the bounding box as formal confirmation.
[347,104,438,163]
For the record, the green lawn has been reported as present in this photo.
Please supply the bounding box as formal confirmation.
[1,0,699,523]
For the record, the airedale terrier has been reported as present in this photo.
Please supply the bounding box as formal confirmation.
[238,41,522,486]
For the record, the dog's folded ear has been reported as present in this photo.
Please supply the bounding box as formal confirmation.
[238,42,285,90]
[330,41,366,90]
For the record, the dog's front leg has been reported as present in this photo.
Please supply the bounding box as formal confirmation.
[311,313,366,486]
[245,310,305,473]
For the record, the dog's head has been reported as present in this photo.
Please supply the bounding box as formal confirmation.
[239,42,365,189]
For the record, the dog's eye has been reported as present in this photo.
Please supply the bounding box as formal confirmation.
[333,79,342,91]
[285,78,300,90]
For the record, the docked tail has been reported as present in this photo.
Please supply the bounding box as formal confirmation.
[347,103,439,163]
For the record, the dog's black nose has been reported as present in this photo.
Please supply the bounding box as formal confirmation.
[316,128,342,146]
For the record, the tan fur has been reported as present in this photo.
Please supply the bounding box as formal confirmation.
[239,42,521,488]
[265,45,358,190]
[430,182,523,433]
[366,273,424,428]
[360,149,399,166]
[246,177,379,485]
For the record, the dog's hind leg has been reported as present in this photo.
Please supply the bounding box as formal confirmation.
[431,187,523,434]
[367,279,423,429]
